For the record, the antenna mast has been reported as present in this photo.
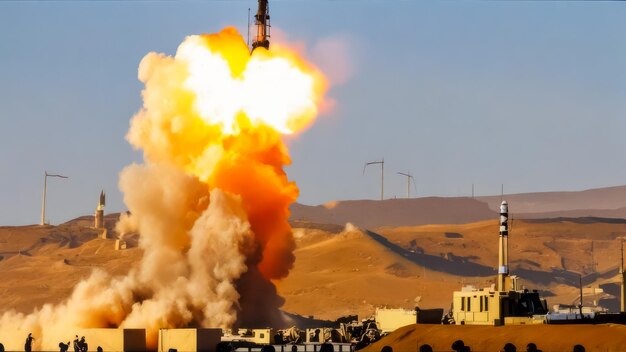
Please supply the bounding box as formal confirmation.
[247,8,251,49]
[619,237,626,312]
[363,159,384,201]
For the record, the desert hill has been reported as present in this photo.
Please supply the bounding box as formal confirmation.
[279,218,626,320]
[0,220,138,313]
[290,197,496,228]
[1,207,625,325]
[290,185,626,227]
[478,185,626,214]
[276,224,469,320]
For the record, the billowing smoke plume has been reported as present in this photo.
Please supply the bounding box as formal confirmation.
[0,27,326,348]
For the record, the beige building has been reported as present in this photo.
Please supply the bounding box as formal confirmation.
[452,280,547,326]
[374,308,417,333]
[0,328,145,352]
[158,328,221,352]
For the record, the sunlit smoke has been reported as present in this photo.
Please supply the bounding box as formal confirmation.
[0,26,326,348]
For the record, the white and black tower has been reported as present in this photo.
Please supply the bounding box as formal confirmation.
[497,201,509,292]
[94,190,105,229]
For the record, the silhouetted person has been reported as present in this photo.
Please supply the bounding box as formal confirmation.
[452,340,470,352]
[319,343,334,352]
[215,343,232,352]
[59,341,70,352]
[73,336,80,352]
[96,347,103,352]
[291,345,298,352]
[381,346,393,352]
[0,342,5,352]
[79,336,87,352]
[260,346,275,352]
[502,343,516,352]
[419,344,433,352]
[572,345,585,352]
[25,333,34,352]
[526,343,542,352]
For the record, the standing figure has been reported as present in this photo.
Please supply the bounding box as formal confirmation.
[73,336,80,352]
[59,341,70,352]
[24,333,35,352]
[79,336,88,352]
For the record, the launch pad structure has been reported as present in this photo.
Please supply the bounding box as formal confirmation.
[451,201,548,326]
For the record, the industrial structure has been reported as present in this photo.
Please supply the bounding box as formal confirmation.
[251,0,270,51]
[451,201,548,325]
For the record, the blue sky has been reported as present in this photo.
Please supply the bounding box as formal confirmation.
[1,1,625,225]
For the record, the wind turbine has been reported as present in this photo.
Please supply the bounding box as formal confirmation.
[41,171,69,225]
[397,171,417,198]
[363,159,384,201]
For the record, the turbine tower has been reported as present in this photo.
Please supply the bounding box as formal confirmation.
[397,171,416,198]
[363,159,384,201]
[40,171,68,225]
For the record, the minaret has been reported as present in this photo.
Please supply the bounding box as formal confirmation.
[95,190,105,229]
[497,201,509,292]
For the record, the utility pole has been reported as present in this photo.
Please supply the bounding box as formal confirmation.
[247,8,251,48]
[41,171,68,225]
[578,274,584,318]
[364,159,384,201]
[397,171,416,198]
[619,237,626,312]
[590,240,596,273]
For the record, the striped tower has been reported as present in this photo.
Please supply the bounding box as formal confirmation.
[497,201,509,292]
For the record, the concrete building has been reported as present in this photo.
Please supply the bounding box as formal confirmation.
[158,328,221,352]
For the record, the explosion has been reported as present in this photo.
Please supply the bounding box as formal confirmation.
[0,27,326,348]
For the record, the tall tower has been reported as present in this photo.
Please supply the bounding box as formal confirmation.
[94,190,105,229]
[619,238,626,312]
[497,201,509,292]
[251,0,270,51]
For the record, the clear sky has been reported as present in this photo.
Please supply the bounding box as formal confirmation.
[1,1,625,225]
